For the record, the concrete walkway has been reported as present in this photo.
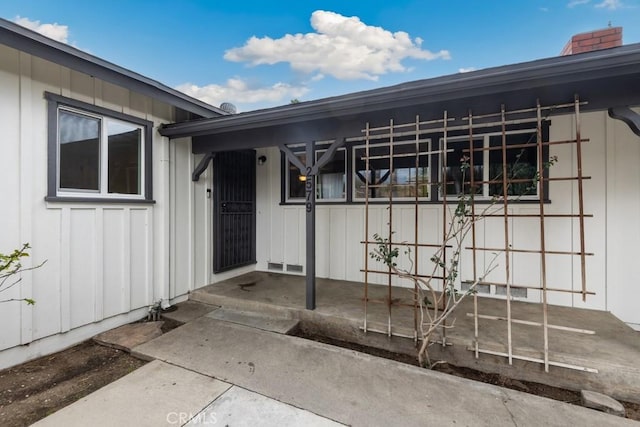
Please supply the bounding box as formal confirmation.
[35,308,637,426]
[191,272,640,403]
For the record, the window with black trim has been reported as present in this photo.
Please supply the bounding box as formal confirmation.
[353,141,430,200]
[440,129,542,200]
[286,151,306,200]
[316,148,346,201]
[285,147,346,201]
[280,124,547,204]
[46,93,153,202]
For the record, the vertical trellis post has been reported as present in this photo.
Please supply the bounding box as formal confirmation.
[574,95,588,301]
[468,110,480,359]
[500,104,514,365]
[537,99,550,372]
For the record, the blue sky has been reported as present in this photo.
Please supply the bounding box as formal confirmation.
[1,0,639,111]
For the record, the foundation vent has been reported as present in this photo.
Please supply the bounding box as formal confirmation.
[286,264,304,273]
[461,281,527,298]
[495,285,528,299]
[462,281,491,294]
[267,262,283,271]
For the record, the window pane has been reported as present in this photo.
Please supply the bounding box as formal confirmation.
[443,139,483,197]
[316,149,346,200]
[108,120,142,195]
[59,110,100,191]
[393,142,429,198]
[354,142,428,199]
[288,153,306,199]
[488,133,538,197]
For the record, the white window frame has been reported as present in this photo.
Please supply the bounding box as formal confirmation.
[284,144,347,202]
[315,147,347,202]
[352,139,431,202]
[46,92,154,203]
[56,106,145,200]
[284,147,307,203]
[439,129,540,201]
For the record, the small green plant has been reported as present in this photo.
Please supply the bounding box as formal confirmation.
[370,148,556,367]
[0,243,46,305]
[370,233,399,268]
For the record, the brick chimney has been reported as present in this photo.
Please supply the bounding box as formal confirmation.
[560,27,623,55]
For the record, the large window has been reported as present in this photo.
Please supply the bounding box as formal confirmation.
[442,138,483,197]
[46,93,153,202]
[441,130,540,199]
[353,141,430,200]
[316,148,346,200]
[285,147,346,201]
[280,126,545,204]
[286,151,306,200]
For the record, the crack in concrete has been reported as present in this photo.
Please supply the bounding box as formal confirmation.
[500,393,518,427]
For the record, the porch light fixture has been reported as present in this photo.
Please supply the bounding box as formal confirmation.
[258,155,267,165]
[298,175,307,182]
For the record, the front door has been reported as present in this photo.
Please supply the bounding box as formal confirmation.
[213,150,256,273]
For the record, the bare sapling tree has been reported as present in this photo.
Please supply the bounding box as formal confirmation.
[371,150,556,367]
[0,243,46,305]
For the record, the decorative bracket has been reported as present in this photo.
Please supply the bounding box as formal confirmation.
[279,137,345,176]
[192,152,216,182]
[608,106,640,137]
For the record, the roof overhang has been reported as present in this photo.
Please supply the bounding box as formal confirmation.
[159,43,640,153]
[0,18,225,119]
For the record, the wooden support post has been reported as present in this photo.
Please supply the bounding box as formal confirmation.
[280,138,344,311]
[305,141,316,310]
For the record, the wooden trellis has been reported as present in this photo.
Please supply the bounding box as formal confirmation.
[357,96,595,373]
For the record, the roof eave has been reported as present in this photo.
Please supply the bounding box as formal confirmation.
[0,18,225,119]
[159,43,640,138]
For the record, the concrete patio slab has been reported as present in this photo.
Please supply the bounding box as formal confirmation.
[205,307,299,334]
[32,360,231,427]
[162,300,219,324]
[93,321,164,352]
[133,316,635,427]
[191,272,640,403]
[186,386,344,426]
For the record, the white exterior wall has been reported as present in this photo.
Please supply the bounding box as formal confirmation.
[0,44,179,368]
[255,110,640,328]
[169,147,257,300]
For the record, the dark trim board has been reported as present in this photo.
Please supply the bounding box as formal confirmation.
[45,92,154,202]
[160,43,640,143]
[45,197,156,204]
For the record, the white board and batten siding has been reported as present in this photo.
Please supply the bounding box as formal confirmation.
[255,111,640,328]
[0,44,178,369]
[169,147,259,302]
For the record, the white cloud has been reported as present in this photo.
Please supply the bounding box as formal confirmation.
[224,10,450,81]
[569,0,624,8]
[175,78,309,111]
[595,0,623,9]
[568,0,591,7]
[14,16,69,43]
[458,67,476,73]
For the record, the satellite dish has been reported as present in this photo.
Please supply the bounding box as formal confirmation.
[220,102,237,114]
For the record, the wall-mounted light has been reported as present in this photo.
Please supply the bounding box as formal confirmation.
[298,175,307,182]
[258,155,267,165]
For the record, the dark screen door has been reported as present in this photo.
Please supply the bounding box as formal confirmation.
[213,150,256,273]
